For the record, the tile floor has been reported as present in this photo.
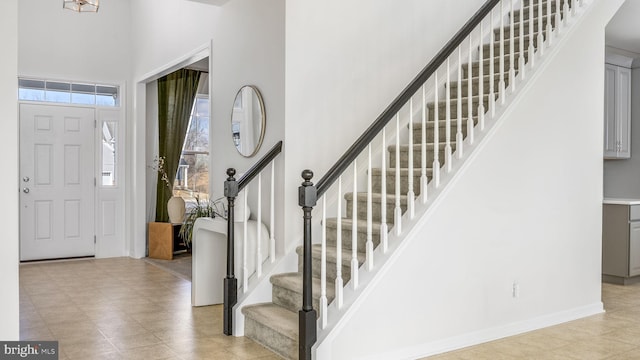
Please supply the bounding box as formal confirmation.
[423,282,640,359]
[19,257,279,360]
[20,257,640,360]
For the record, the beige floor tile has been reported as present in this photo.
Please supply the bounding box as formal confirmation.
[118,344,179,360]
[61,337,120,360]
[605,348,640,360]
[108,332,163,351]
[548,337,637,360]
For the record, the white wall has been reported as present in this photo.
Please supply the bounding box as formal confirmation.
[284,0,485,246]
[129,0,285,257]
[0,0,19,341]
[18,0,131,82]
[319,2,621,358]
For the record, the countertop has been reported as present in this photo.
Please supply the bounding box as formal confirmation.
[603,198,640,205]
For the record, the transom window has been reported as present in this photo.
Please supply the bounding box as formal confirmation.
[18,78,120,107]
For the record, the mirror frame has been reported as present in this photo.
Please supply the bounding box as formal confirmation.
[231,85,266,158]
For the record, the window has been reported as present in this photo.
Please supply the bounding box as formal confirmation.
[174,95,209,199]
[19,78,119,107]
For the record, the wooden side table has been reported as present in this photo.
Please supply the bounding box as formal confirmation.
[148,222,186,260]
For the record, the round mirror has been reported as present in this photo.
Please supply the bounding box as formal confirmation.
[231,85,266,157]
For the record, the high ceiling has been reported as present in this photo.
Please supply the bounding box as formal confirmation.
[606,0,640,55]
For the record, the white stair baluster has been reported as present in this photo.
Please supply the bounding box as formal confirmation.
[478,21,486,130]
[456,48,464,159]
[529,0,535,67]
[445,59,453,172]
[243,187,249,293]
[380,128,388,252]
[538,0,544,56]
[467,36,474,145]
[571,0,576,16]
[519,1,526,81]
[336,177,344,308]
[269,161,275,263]
[320,195,328,329]
[395,114,403,234]
[555,0,561,33]
[489,9,496,117]
[509,0,516,93]
[563,0,569,28]
[420,84,428,203]
[408,98,415,218]
[351,160,359,289]
[499,0,505,105]
[433,72,441,186]
[256,173,262,278]
[546,0,553,46]
[366,144,374,270]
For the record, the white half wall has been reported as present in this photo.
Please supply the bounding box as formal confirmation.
[317,1,622,358]
[284,0,485,248]
[0,0,19,340]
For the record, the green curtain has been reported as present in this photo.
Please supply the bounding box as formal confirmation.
[155,68,202,222]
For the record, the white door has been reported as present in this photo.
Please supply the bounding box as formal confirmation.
[20,104,96,261]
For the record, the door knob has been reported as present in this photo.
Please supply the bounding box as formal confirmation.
[23,188,30,194]
[23,176,30,182]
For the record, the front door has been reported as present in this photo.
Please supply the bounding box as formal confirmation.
[20,104,96,261]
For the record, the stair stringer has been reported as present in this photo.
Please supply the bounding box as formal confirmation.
[313,1,624,359]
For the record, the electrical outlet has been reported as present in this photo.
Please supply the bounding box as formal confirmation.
[512,282,520,298]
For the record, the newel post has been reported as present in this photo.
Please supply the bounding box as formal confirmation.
[299,170,317,360]
[224,168,238,336]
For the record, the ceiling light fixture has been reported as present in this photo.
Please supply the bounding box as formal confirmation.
[63,0,99,13]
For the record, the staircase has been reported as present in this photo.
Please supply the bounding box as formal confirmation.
[240,1,569,358]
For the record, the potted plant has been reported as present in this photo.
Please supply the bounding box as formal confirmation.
[179,196,226,248]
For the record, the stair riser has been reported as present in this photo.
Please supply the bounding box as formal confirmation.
[412,123,467,143]
[448,76,506,97]
[521,0,561,9]
[272,283,325,316]
[372,172,425,196]
[482,36,541,56]
[245,318,297,360]
[465,53,528,78]
[428,102,485,121]
[345,196,407,224]
[519,3,561,16]
[389,146,450,169]
[326,222,381,252]
[297,252,353,284]
[512,9,560,23]
[496,19,550,39]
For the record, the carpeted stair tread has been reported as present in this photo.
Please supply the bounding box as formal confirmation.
[371,167,434,176]
[325,217,384,253]
[296,244,367,267]
[325,217,384,233]
[344,191,408,204]
[271,272,336,301]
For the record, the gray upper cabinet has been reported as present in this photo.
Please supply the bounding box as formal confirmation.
[604,63,631,159]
